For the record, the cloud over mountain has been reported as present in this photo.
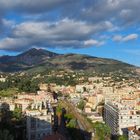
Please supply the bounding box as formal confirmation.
[0,19,112,51]
[0,0,140,52]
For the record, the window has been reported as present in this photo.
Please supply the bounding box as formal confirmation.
[37,123,40,128]
[38,134,40,139]
[31,134,35,140]
[31,118,36,129]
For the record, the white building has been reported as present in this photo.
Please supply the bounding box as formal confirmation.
[104,101,140,136]
[76,85,85,93]
[26,110,52,140]
[16,91,54,140]
[0,78,6,82]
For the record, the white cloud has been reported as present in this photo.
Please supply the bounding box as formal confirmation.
[0,0,140,52]
[0,19,109,51]
[2,19,15,28]
[79,0,140,28]
[0,37,30,51]
[123,34,138,41]
[113,35,122,41]
[113,34,138,42]
[84,39,105,46]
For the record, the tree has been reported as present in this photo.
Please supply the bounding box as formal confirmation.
[77,100,85,110]
[0,103,11,123]
[0,129,14,140]
[18,78,39,93]
[12,108,22,120]
[66,119,77,128]
[93,122,111,140]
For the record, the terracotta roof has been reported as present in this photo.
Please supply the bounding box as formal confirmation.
[17,98,33,101]
[127,126,135,131]
[122,98,135,100]
[137,102,140,105]
[43,133,66,140]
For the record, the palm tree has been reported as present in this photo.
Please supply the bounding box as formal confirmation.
[0,129,14,140]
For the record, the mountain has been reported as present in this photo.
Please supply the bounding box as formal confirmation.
[42,53,136,74]
[0,48,58,72]
[15,48,58,65]
[0,48,137,73]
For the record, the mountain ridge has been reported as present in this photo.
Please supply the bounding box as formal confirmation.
[0,48,137,73]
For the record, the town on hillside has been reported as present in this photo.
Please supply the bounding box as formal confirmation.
[0,70,140,140]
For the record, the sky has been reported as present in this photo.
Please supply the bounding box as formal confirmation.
[0,0,140,66]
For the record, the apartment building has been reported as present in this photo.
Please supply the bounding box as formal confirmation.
[26,110,52,140]
[16,91,54,140]
[104,101,140,136]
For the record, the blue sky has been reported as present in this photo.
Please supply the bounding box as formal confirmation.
[0,0,140,66]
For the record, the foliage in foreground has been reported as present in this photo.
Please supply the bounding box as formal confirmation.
[0,129,14,140]
[93,122,111,140]
[118,135,128,140]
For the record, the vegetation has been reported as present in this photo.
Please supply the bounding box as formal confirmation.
[77,100,85,110]
[0,129,14,140]
[0,88,18,97]
[12,108,22,121]
[64,113,77,128]
[92,122,111,140]
[0,64,139,96]
[45,75,79,86]
[56,105,62,114]
[0,75,39,96]
[118,135,128,140]
[66,118,77,128]
[0,106,25,140]
[18,78,39,93]
[64,113,84,140]
[0,48,137,77]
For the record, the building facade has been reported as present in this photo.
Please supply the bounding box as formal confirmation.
[26,110,52,140]
[104,101,140,136]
